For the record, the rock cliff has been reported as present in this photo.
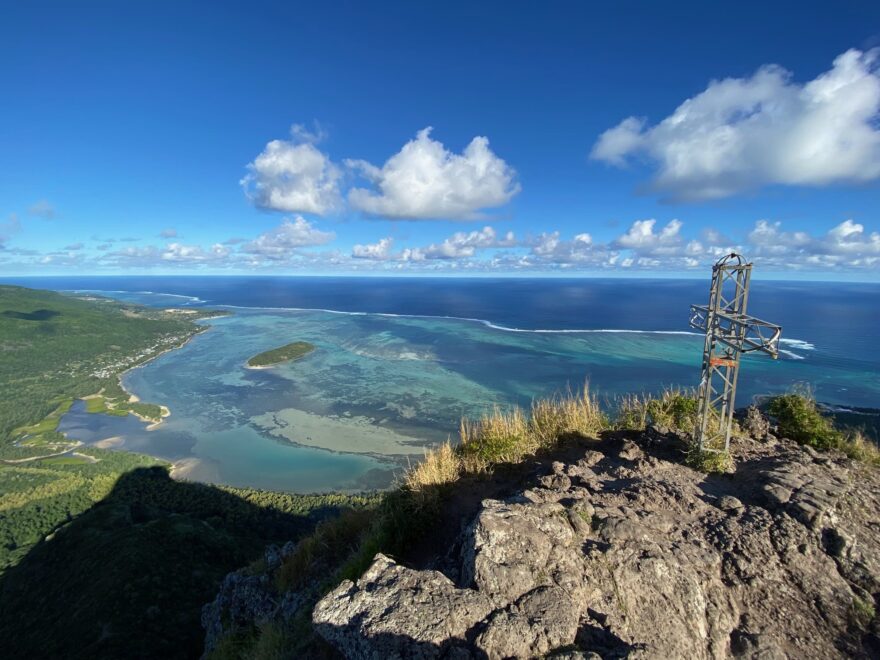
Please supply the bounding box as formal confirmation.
[204,428,879,658]
[311,432,879,658]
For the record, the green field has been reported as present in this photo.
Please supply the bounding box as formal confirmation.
[247,340,315,367]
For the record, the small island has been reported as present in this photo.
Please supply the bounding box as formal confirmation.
[247,341,316,368]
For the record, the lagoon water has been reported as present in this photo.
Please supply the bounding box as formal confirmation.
[5,276,878,493]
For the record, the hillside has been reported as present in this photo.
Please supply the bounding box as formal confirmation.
[203,412,880,659]
[0,465,378,659]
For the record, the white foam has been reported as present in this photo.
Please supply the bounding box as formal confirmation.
[73,289,815,352]
[779,338,815,351]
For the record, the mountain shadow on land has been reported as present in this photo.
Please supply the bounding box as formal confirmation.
[0,467,361,660]
[1,308,61,322]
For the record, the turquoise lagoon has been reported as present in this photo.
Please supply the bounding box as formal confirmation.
[57,300,878,493]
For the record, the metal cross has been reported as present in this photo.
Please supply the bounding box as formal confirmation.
[689,253,782,453]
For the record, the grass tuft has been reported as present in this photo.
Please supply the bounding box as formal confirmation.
[768,390,880,465]
[686,447,733,473]
[404,442,461,493]
[613,387,699,432]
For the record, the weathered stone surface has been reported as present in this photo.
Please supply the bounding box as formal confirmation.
[475,586,580,659]
[462,500,585,607]
[218,432,879,659]
[313,554,493,659]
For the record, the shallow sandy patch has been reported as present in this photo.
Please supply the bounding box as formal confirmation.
[94,436,125,449]
[253,408,428,456]
[170,457,205,480]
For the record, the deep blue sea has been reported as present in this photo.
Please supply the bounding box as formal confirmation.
[4,276,878,492]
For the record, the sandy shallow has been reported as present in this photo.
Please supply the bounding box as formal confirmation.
[171,457,220,482]
[93,436,125,449]
[253,407,429,456]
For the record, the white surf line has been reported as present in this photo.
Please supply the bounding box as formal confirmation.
[73,289,814,356]
[63,289,205,303]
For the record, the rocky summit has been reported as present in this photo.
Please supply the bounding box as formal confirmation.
[309,432,879,659]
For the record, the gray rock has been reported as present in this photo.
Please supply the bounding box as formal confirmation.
[739,405,770,440]
[475,586,579,659]
[234,429,880,659]
[716,495,744,512]
[618,439,644,461]
[313,554,493,659]
[539,472,571,491]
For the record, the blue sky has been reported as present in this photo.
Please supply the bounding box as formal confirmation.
[1,1,879,279]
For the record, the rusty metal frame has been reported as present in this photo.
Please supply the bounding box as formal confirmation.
[689,253,782,453]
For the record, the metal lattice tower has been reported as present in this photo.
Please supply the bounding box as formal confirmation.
[689,253,782,453]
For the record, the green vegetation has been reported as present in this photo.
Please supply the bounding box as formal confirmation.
[0,285,224,459]
[613,386,699,432]
[0,464,378,659]
[247,341,315,367]
[685,447,733,473]
[767,390,880,465]
[850,595,877,629]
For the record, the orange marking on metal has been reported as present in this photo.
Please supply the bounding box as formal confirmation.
[710,357,736,368]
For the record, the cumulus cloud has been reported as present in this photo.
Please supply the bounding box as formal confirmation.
[346,128,520,220]
[591,48,880,201]
[352,237,395,260]
[744,219,879,269]
[159,228,178,239]
[242,216,336,260]
[241,126,342,215]
[351,226,517,261]
[527,231,606,267]
[28,200,56,219]
[420,226,516,259]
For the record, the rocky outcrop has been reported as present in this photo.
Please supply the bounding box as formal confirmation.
[201,541,301,656]
[312,434,880,658]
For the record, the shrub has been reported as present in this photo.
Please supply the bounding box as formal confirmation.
[646,388,699,430]
[768,393,843,450]
[613,387,698,432]
[686,447,732,473]
[767,392,880,465]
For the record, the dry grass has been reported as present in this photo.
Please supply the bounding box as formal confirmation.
[530,386,607,446]
[459,405,534,465]
[839,430,880,466]
[404,442,461,492]
[614,393,650,431]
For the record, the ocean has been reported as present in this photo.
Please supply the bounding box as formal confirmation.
[4,276,878,492]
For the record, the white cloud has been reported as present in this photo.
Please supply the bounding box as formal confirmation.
[421,226,516,259]
[242,216,336,260]
[241,127,341,214]
[28,200,56,219]
[591,48,880,201]
[528,231,607,266]
[352,237,395,260]
[352,226,517,261]
[346,127,520,220]
[159,228,178,238]
[614,218,682,250]
[161,243,230,262]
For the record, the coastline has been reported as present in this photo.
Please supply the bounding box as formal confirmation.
[73,320,213,436]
